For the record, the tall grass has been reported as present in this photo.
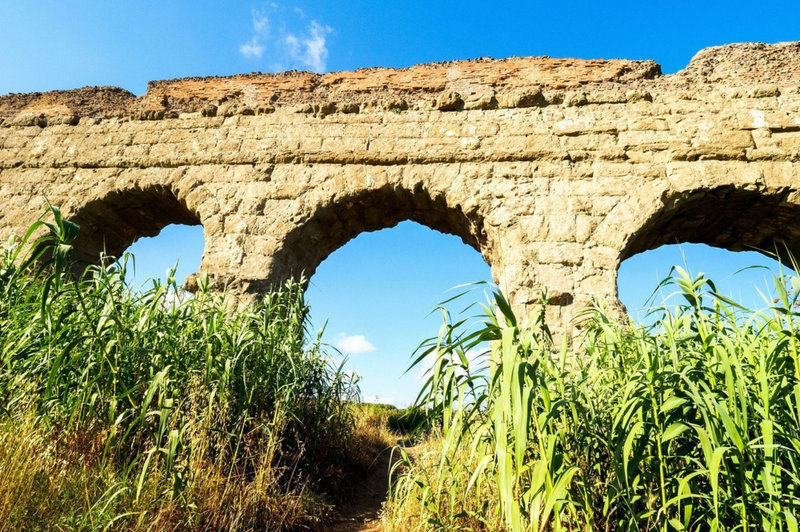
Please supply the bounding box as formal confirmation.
[389,269,800,531]
[0,207,367,530]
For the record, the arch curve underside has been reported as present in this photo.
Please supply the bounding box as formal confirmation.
[253,183,490,294]
[68,185,201,265]
[623,186,800,266]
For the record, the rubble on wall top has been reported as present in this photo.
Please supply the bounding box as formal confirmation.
[0,41,798,124]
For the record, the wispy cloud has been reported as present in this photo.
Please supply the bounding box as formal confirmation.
[290,20,331,72]
[252,9,270,33]
[239,37,265,59]
[239,8,269,59]
[334,333,376,355]
[239,4,333,73]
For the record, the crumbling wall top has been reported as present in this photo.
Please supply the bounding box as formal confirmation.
[0,86,135,122]
[0,41,797,124]
[674,41,800,86]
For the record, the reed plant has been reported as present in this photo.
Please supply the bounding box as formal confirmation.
[389,268,800,531]
[0,206,367,530]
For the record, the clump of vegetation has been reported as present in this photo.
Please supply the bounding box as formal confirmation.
[354,403,429,435]
[387,270,800,531]
[7,206,800,532]
[387,405,428,434]
[345,403,402,472]
[0,207,377,531]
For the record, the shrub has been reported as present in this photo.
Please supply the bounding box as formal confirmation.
[389,270,800,531]
[387,406,429,434]
[0,206,365,530]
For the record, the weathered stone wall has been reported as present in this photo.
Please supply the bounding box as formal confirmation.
[1,41,799,322]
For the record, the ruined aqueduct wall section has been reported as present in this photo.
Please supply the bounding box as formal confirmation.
[1,41,799,320]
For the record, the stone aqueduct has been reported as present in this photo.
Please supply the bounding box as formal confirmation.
[2,41,800,322]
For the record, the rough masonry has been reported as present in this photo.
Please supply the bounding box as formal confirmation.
[1,41,800,322]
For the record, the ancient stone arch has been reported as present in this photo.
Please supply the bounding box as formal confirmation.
[1,41,799,322]
[67,183,202,264]
[623,184,800,262]
[269,181,491,285]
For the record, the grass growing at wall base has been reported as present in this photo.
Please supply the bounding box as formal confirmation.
[386,271,800,531]
[6,206,800,531]
[0,206,390,531]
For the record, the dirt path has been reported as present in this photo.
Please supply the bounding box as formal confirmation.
[326,445,410,532]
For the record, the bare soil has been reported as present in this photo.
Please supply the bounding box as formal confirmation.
[326,444,412,532]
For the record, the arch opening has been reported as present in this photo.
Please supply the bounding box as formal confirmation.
[124,224,205,290]
[618,186,800,320]
[622,186,800,263]
[305,220,493,408]
[619,244,790,321]
[69,184,202,266]
[272,184,489,287]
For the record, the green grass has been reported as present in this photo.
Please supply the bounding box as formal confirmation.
[388,270,800,531]
[0,206,370,531]
[5,206,800,531]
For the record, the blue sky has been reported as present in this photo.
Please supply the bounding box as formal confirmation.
[2,0,798,406]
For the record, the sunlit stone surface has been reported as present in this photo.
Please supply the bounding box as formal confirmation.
[2,41,799,324]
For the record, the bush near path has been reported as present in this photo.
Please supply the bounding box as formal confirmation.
[389,271,800,531]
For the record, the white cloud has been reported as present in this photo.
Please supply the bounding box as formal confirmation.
[285,34,300,56]
[252,8,270,33]
[334,333,376,355]
[239,8,269,59]
[294,20,331,73]
[239,37,265,59]
[238,4,332,73]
